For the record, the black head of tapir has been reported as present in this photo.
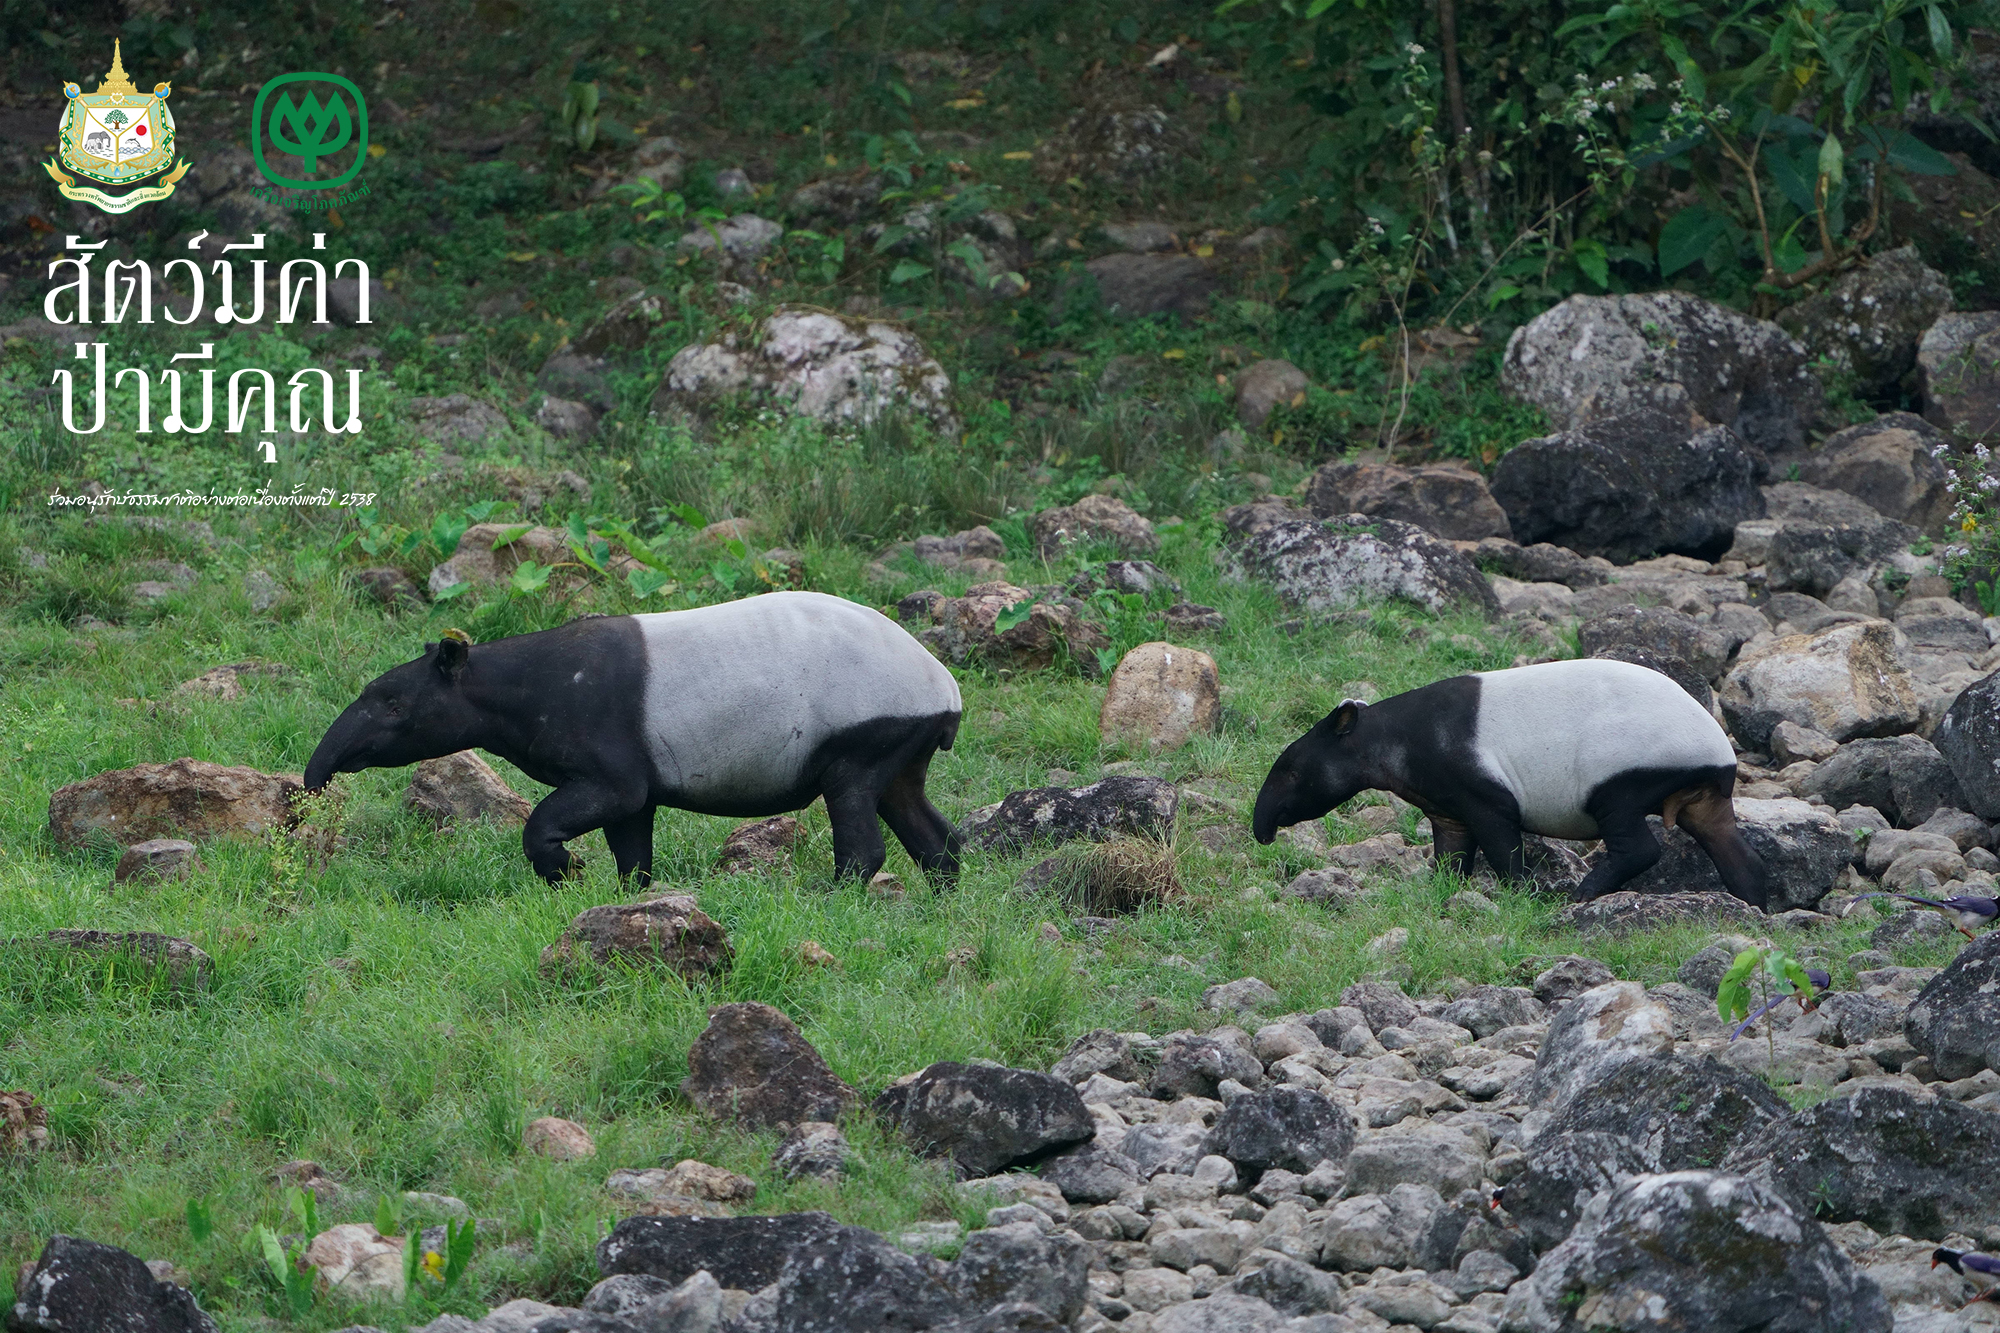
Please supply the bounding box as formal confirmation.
[303,634,480,790]
[1252,699,1374,843]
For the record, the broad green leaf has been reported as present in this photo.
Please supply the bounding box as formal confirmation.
[1658,204,1727,276]
[712,561,741,592]
[1766,148,1820,215]
[1485,284,1523,309]
[186,1199,214,1244]
[872,224,914,255]
[725,537,749,560]
[667,503,708,529]
[1722,948,1762,984]
[627,568,676,598]
[889,259,932,285]
[1887,129,1956,176]
[433,578,472,602]
[1818,132,1845,188]
[1095,646,1119,675]
[1573,239,1609,289]
[258,1227,291,1287]
[464,500,500,522]
[1928,4,1954,57]
[995,599,1037,634]
[431,512,468,558]
[375,1194,402,1240]
[444,1217,476,1290]
[490,524,534,550]
[510,562,551,595]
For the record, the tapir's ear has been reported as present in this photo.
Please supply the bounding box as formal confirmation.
[1330,699,1366,735]
[435,628,471,681]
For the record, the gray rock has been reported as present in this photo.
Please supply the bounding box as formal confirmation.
[9,1235,218,1333]
[1719,620,1922,750]
[1149,1293,1284,1333]
[1554,889,1768,935]
[1919,310,2000,443]
[1052,1030,1143,1085]
[1800,412,1955,533]
[112,838,198,885]
[949,1222,1088,1323]
[1121,1123,1211,1179]
[1501,1171,1891,1333]
[1540,1054,1789,1173]
[582,1273,676,1319]
[768,1224,964,1333]
[1344,1126,1485,1199]
[678,213,784,263]
[404,393,507,446]
[1577,605,1730,682]
[1498,1131,1654,1254]
[873,1062,1093,1178]
[1725,1085,2000,1240]
[1439,986,1545,1039]
[1503,290,1822,454]
[1471,538,1610,588]
[1529,982,1674,1114]
[1799,735,1967,828]
[1933,668,2000,819]
[1205,1087,1357,1180]
[1777,247,1954,399]
[1601,798,1853,911]
[1150,1030,1265,1100]
[680,1002,852,1130]
[1339,980,1420,1033]
[1203,977,1280,1016]
[1226,514,1502,620]
[1082,253,1220,321]
[1037,1141,1140,1204]
[595,1213,841,1291]
[1219,1254,1343,1315]
[1532,956,1618,1007]
[1904,931,2000,1080]
[1304,461,1512,542]
[775,1122,851,1180]
[1760,482,1920,599]
[959,778,1177,855]
[1490,412,1768,563]
[1317,1184,1446,1271]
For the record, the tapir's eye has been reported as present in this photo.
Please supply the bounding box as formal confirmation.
[384,697,403,717]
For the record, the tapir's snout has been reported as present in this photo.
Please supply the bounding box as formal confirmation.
[303,701,374,791]
[1251,776,1288,845]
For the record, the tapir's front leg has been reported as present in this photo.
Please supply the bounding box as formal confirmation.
[1430,814,1477,878]
[524,783,647,883]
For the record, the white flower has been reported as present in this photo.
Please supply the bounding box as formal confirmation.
[1407,42,1425,56]
[1977,443,1991,460]
[1633,73,1657,91]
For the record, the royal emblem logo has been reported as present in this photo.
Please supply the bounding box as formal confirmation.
[43,41,190,214]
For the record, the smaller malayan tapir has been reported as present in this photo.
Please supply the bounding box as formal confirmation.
[303,591,964,885]
[1251,658,1767,906]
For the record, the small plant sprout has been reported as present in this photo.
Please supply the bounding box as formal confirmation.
[1716,944,1825,1064]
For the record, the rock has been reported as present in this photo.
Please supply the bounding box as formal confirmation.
[1341,980,1420,1032]
[1719,620,1922,750]
[1281,867,1365,907]
[1235,360,1310,432]
[916,581,1110,673]
[0,1090,50,1153]
[790,174,883,224]
[173,661,288,702]
[522,1116,594,1161]
[48,759,301,849]
[1778,247,1954,398]
[873,1062,1093,1177]
[1473,538,1611,588]
[1037,1141,1141,1204]
[536,397,599,441]
[1346,1123,1487,1199]
[1318,1184,1448,1272]
[1799,412,1954,532]
[1227,514,1502,619]
[1905,932,2000,1080]
[426,523,578,595]
[1919,309,2000,443]
[575,290,675,355]
[304,1223,407,1302]
[654,304,956,434]
[1502,1171,1891,1333]
[1220,1254,1342,1316]
[404,393,508,445]
[1897,594,1989,654]
[1555,890,1768,935]
[768,1223,965,1333]
[349,567,425,608]
[1099,643,1221,752]
[10,1235,219,1332]
[1499,1130,1654,1254]
[1605,799,1854,911]
[1489,412,1767,563]
[951,1222,1089,1322]
[591,1270,719,1329]
[1148,1032,1265,1102]
[25,931,213,988]
[1440,986,1545,1038]
[1502,290,1822,453]
[596,1212,843,1290]
[1530,982,1675,1115]
[1577,605,1731,682]
[242,569,286,612]
[1205,1086,1356,1181]
[1028,495,1157,559]
[775,1122,850,1181]
[681,1003,853,1131]
[1760,483,1921,598]
[536,351,617,412]
[715,816,804,872]
[678,213,784,264]
[1797,735,1967,827]
[1533,956,1618,1006]
[959,777,1177,854]
[112,839,198,885]
[404,751,533,828]
[1052,1030,1144,1084]
[1541,1053,1790,1172]
[1218,498,1309,542]
[1725,1085,2000,1240]
[1305,460,1512,541]
[539,895,732,981]
[648,1159,757,1205]
[1770,721,1840,765]
[1082,253,1220,321]
[1100,220,1178,253]
[1933,669,2000,819]
[1202,977,1280,1015]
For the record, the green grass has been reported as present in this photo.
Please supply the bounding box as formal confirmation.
[0,499,1956,1331]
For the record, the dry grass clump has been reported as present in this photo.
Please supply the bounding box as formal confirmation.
[1022,836,1183,915]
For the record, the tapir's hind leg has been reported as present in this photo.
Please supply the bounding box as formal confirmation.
[1674,785,1768,909]
[824,785,889,881]
[878,749,961,881]
[1572,806,1662,902]
[602,806,658,886]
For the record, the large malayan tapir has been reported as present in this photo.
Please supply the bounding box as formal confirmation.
[1252,658,1768,907]
[303,591,964,885]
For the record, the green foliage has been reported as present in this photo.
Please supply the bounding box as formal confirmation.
[559,79,600,151]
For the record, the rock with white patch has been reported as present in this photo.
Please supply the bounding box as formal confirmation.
[1227,514,1503,619]
[1719,620,1921,750]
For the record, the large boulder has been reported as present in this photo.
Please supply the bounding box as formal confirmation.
[1576,605,1731,682]
[48,759,301,848]
[1777,246,1954,399]
[653,305,956,434]
[1489,413,1767,563]
[910,581,1110,673]
[595,1212,843,1290]
[427,523,594,596]
[1933,668,2000,818]
[1554,890,1767,935]
[958,777,1177,854]
[1226,514,1503,619]
[1759,482,1920,598]
[1919,309,2000,443]
[1099,642,1221,753]
[680,1002,854,1130]
[1724,1085,2000,1241]
[1503,291,1822,453]
[949,1223,1090,1324]
[1602,799,1853,912]
[1499,1131,1654,1254]
[404,751,533,827]
[1081,253,1220,321]
[1500,1172,1891,1333]
[1539,1053,1790,1173]
[768,1224,966,1333]
[873,1062,1093,1178]
[539,895,734,979]
[10,1235,219,1333]
[1203,1086,1357,1181]
[1797,735,1967,827]
[1027,495,1157,559]
[1528,982,1674,1115]
[1904,931,2000,1080]
[1303,461,1512,542]
[1718,620,1921,749]
[1799,412,1955,533]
